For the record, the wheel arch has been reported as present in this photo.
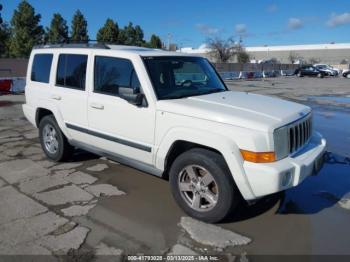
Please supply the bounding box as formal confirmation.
[36,108,53,127]
[155,127,255,200]
[34,104,70,139]
[163,140,222,180]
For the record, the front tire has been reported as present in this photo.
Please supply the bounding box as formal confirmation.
[39,115,74,162]
[169,148,240,223]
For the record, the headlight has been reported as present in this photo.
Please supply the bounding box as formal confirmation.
[273,125,289,160]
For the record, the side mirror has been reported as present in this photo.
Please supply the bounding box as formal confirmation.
[119,87,145,106]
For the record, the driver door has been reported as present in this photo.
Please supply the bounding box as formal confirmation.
[87,54,155,165]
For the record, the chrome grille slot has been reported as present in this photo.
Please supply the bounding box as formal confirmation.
[288,114,312,154]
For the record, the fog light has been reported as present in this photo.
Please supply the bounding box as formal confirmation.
[282,171,293,187]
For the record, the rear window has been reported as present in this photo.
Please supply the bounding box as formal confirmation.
[31,54,53,83]
[56,54,88,90]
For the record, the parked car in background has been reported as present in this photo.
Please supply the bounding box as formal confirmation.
[314,64,339,76]
[343,69,350,78]
[295,65,325,78]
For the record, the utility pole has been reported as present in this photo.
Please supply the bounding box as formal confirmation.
[167,33,172,50]
[0,4,3,24]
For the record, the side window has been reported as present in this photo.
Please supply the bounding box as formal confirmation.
[31,54,53,83]
[56,54,88,90]
[94,56,140,96]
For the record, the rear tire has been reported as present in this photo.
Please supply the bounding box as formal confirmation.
[39,115,74,162]
[169,148,240,223]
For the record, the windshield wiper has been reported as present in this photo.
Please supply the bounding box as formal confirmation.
[162,93,200,100]
[200,88,226,95]
[161,89,226,100]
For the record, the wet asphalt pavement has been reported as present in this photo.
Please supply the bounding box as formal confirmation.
[0,77,349,259]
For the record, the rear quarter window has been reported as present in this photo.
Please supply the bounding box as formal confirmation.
[31,54,53,83]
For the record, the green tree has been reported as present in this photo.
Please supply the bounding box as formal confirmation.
[0,22,11,57]
[123,22,135,45]
[47,13,68,44]
[9,0,44,57]
[117,29,127,44]
[133,25,145,46]
[70,10,88,43]
[121,22,145,46]
[149,34,162,48]
[96,18,119,43]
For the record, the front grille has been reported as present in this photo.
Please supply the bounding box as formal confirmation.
[288,115,312,154]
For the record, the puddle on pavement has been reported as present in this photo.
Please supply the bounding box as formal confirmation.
[313,108,350,157]
[77,161,183,253]
[308,95,350,104]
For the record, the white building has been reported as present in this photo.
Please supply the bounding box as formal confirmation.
[180,43,350,65]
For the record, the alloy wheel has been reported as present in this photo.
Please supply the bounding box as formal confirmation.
[178,165,219,212]
[43,124,59,154]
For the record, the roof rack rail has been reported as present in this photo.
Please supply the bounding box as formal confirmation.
[33,43,110,49]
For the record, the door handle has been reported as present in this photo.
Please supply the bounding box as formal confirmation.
[90,103,104,110]
[51,95,62,101]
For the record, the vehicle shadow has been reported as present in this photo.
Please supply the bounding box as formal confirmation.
[69,148,101,162]
[223,192,283,223]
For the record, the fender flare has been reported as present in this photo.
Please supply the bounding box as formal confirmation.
[155,127,255,200]
[35,99,72,140]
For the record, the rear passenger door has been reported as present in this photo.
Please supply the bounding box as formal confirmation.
[52,52,91,141]
[87,55,155,165]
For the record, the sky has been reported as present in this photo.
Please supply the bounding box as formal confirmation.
[2,0,350,48]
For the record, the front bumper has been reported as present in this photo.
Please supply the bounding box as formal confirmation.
[243,132,326,199]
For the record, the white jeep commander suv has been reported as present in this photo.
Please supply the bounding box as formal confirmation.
[23,44,326,222]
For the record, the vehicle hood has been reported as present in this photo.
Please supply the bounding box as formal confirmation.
[156,91,311,132]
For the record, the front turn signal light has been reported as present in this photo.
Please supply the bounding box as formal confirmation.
[240,150,276,163]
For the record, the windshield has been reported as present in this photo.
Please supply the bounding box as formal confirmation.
[143,56,226,100]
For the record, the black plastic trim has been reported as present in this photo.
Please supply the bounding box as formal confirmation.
[34,43,110,49]
[66,123,152,152]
